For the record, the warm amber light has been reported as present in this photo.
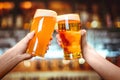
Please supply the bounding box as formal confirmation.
[91,20,99,28]
[3,2,14,10]
[0,2,3,9]
[115,22,120,28]
[62,60,70,64]
[23,60,31,67]
[20,1,32,9]
[79,58,85,64]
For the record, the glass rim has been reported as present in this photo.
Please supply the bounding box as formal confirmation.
[34,9,57,18]
[57,13,80,21]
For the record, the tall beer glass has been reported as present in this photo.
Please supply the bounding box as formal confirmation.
[57,14,82,60]
[27,9,57,57]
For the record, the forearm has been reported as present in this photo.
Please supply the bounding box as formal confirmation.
[0,48,22,79]
[84,44,120,80]
[0,31,34,79]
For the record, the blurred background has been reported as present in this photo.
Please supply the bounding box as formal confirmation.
[0,0,120,80]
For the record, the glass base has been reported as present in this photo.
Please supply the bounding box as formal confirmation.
[64,52,82,60]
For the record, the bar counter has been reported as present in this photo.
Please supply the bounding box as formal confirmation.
[2,59,101,80]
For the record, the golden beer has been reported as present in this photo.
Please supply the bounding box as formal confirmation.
[27,9,57,57]
[57,14,82,60]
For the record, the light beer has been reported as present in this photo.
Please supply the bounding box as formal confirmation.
[57,14,82,60]
[27,9,57,57]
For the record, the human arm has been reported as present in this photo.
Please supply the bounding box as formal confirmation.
[81,30,120,80]
[56,29,120,80]
[0,31,35,79]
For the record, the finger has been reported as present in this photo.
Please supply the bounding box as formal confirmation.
[57,39,62,46]
[56,34,63,47]
[20,31,35,44]
[56,34,62,42]
[47,46,49,50]
[21,53,32,60]
[50,36,53,41]
[12,31,35,51]
[56,29,58,32]
[49,41,52,45]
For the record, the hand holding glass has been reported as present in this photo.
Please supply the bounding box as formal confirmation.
[57,14,82,60]
[26,9,57,57]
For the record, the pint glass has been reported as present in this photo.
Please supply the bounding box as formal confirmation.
[57,14,82,60]
[27,9,57,57]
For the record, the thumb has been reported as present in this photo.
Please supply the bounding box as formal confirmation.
[20,31,35,44]
[81,29,87,47]
[12,31,35,51]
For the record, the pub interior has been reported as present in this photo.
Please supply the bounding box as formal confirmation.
[0,0,120,80]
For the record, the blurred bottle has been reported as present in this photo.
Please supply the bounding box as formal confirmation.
[41,60,48,71]
[69,60,80,71]
[7,15,14,29]
[1,16,8,29]
[69,61,74,70]
[62,60,71,71]
[1,15,14,29]
[23,21,31,30]
[80,11,89,28]
[105,13,113,28]
[90,15,102,28]
[47,59,61,71]
[47,60,52,71]
[0,2,3,29]
[114,17,120,28]
[90,4,102,28]
[35,60,41,71]
[15,14,23,29]
[52,59,60,71]
[58,59,64,70]
[1,1,15,29]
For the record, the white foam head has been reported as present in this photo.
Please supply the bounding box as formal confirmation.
[57,14,80,21]
[34,9,57,18]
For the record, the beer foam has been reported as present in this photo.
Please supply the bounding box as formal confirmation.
[34,9,57,18]
[57,14,80,21]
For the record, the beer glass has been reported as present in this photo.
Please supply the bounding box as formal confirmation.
[27,9,57,57]
[57,14,82,60]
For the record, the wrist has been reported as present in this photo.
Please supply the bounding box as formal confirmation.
[0,49,22,78]
[4,48,22,63]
